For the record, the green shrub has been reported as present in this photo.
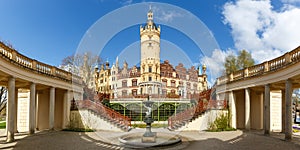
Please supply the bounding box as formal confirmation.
[0,122,6,129]
[132,123,167,128]
[62,128,94,132]
[208,112,235,132]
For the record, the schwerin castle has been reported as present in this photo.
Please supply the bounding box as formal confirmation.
[92,8,208,100]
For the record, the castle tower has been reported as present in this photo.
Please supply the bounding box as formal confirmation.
[139,7,162,95]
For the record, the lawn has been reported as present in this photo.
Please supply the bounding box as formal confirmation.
[0,122,6,129]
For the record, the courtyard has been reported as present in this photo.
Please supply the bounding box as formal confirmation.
[1,129,300,150]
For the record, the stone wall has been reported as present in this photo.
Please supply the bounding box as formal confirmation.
[179,110,228,131]
[70,109,124,132]
[17,90,30,132]
[69,110,85,129]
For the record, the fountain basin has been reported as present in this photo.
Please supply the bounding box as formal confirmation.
[119,132,181,148]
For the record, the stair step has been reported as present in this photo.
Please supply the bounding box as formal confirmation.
[85,108,131,131]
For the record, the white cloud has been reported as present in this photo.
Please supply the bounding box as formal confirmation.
[152,6,183,23]
[200,49,235,85]
[222,0,300,63]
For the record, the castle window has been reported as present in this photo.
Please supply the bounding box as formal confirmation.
[171,80,176,87]
[162,90,167,95]
[122,80,127,87]
[187,82,191,89]
[149,76,152,81]
[132,89,137,96]
[132,79,137,87]
[171,90,175,94]
[149,66,152,72]
[122,90,127,96]
[148,43,152,47]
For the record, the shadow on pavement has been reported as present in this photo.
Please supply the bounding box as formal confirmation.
[1,130,300,150]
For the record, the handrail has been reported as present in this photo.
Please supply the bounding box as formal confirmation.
[0,41,82,84]
[217,46,300,85]
[168,86,227,129]
[76,100,131,130]
[168,89,227,129]
[168,99,227,129]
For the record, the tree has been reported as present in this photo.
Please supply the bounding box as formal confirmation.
[237,50,255,69]
[224,54,238,74]
[224,50,254,74]
[60,52,102,89]
[0,87,7,114]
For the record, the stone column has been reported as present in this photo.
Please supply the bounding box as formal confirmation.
[264,84,270,135]
[29,83,36,134]
[281,90,286,133]
[245,88,251,130]
[35,91,39,130]
[229,91,236,129]
[6,77,15,142]
[62,90,71,129]
[14,89,18,133]
[285,79,293,140]
[49,87,55,130]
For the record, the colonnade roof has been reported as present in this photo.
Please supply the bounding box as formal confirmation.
[0,41,83,92]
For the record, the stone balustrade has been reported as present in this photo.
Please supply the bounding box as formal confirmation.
[232,70,244,81]
[248,63,264,77]
[268,55,286,71]
[168,99,227,130]
[217,46,300,85]
[0,41,82,84]
[76,100,131,130]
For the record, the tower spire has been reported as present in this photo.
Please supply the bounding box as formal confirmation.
[147,5,153,22]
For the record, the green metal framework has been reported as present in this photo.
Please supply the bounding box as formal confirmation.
[109,102,192,121]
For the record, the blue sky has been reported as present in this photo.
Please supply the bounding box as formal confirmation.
[1,0,300,83]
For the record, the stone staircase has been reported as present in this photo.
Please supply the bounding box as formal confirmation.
[76,100,131,132]
[168,89,227,131]
[168,100,227,131]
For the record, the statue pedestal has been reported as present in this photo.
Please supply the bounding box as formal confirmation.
[142,132,157,143]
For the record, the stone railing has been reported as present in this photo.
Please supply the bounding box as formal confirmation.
[217,46,300,85]
[0,41,82,84]
[76,100,131,130]
[168,99,227,130]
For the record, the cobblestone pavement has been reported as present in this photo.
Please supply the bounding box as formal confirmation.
[0,129,300,150]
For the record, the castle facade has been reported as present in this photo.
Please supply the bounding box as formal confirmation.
[93,8,207,100]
